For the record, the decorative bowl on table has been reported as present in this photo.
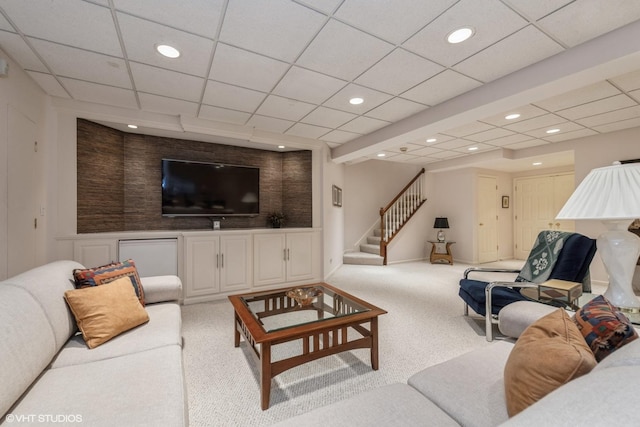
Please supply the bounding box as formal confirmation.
[287,287,322,307]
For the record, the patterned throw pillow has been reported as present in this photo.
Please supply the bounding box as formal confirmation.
[572,295,638,362]
[73,259,145,306]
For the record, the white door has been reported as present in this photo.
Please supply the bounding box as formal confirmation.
[286,232,314,282]
[253,233,286,286]
[8,107,38,277]
[219,234,251,292]
[184,236,219,298]
[477,176,498,263]
[553,174,576,232]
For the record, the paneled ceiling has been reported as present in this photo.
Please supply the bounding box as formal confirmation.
[1,0,640,171]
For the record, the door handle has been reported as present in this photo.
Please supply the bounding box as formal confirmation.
[221,253,224,268]
[479,223,483,226]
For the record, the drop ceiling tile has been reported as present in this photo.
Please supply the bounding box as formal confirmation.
[113,0,224,39]
[296,19,394,81]
[413,133,455,145]
[273,66,346,104]
[524,121,583,138]
[442,122,495,138]
[485,133,535,147]
[219,0,325,62]
[576,105,640,127]
[410,146,444,156]
[610,70,640,92]
[503,0,574,21]
[30,39,131,89]
[629,89,640,104]
[453,26,563,83]
[323,84,393,113]
[433,138,477,150]
[301,107,357,128]
[202,80,266,112]
[365,98,427,122]
[504,139,549,150]
[402,0,528,67]
[401,70,481,106]
[556,94,637,120]
[255,95,316,121]
[118,13,213,77]
[321,129,361,143]
[592,117,640,133]
[429,150,464,159]
[377,153,419,163]
[453,142,496,153]
[339,116,389,134]
[504,113,566,132]
[246,115,295,133]
[286,123,331,139]
[464,127,516,143]
[60,77,138,109]
[0,32,47,72]
[132,62,206,102]
[538,0,640,47]
[335,0,455,44]
[0,14,13,31]
[209,44,289,92]
[543,128,598,142]
[198,105,251,125]
[355,48,444,95]
[480,104,548,126]
[138,93,198,116]
[26,71,70,98]
[534,81,621,111]
[295,0,342,14]
[0,0,122,56]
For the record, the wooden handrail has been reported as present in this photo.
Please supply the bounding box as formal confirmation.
[380,168,425,215]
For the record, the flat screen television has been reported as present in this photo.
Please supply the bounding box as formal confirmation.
[161,159,260,216]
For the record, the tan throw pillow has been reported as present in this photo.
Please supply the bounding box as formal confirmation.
[64,276,149,349]
[504,309,596,417]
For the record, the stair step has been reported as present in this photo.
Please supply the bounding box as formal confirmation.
[367,235,381,244]
[360,243,380,255]
[343,251,384,266]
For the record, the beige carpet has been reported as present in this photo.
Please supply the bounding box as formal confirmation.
[181,260,523,426]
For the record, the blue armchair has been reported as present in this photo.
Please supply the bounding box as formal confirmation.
[459,231,597,341]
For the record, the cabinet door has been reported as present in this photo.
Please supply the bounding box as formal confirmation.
[73,239,118,267]
[253,233,286,287]
[184,236,219,298]
[286,232,314,282]
[219,235,251,292]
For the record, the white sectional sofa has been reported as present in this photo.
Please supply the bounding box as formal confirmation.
[0,260,187,426]
[274,301,640,427]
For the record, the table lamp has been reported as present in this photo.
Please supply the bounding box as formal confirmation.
[556,161,640,312]
[434,217,449,242]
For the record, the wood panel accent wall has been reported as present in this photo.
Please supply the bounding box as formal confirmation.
[77,119,312,233]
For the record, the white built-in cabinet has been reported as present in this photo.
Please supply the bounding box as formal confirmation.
[253,231,316,287]
[183,233,251,303]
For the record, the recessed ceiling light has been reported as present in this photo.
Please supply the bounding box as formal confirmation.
[278,145,285,149]
[377,153,386,157]
[533,162,543,166]
[349,97,364,105]
[447,27,474,44]
[156,44,180,58]
[426,138,437,143]
[127,124,138,129]
[468,146,479,151]
[505,113,521,120]
[546,128,560,134]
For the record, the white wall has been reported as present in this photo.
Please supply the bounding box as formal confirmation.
[322,145,345,278]
[0,49,48,279]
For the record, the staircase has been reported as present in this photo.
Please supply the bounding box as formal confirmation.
[343,168,426,266]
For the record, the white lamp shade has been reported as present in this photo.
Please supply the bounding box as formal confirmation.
[556,162,640,220]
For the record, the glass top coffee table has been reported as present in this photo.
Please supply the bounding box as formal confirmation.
[228,283,387,410]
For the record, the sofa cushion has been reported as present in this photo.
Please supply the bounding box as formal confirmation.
[572,295,638,362]
[6,345,188,427]
[51,303,182,368]
[498,300,557,339]
[504,309,596,417]
[271,383,459,427]
[73,259,145,305]
[64,277,149,349]
[408,340,514,427]
[140,275,183,304]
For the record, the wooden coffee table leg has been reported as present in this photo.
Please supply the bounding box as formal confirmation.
[260,342,272,410]
[371,317,379,370]
[234,315,240,347]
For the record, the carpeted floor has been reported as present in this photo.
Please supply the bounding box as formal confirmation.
[181,260,524,426]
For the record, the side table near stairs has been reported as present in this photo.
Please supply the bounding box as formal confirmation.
[428,241,455,265]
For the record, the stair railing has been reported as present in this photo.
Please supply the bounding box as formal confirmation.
[379,168,426,265]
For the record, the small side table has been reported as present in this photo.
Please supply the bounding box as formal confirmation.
[537,279,582,309]
[428,241,455,265]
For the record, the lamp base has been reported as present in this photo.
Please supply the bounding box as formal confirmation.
[600,220,640,311]
[437,230,445,242]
